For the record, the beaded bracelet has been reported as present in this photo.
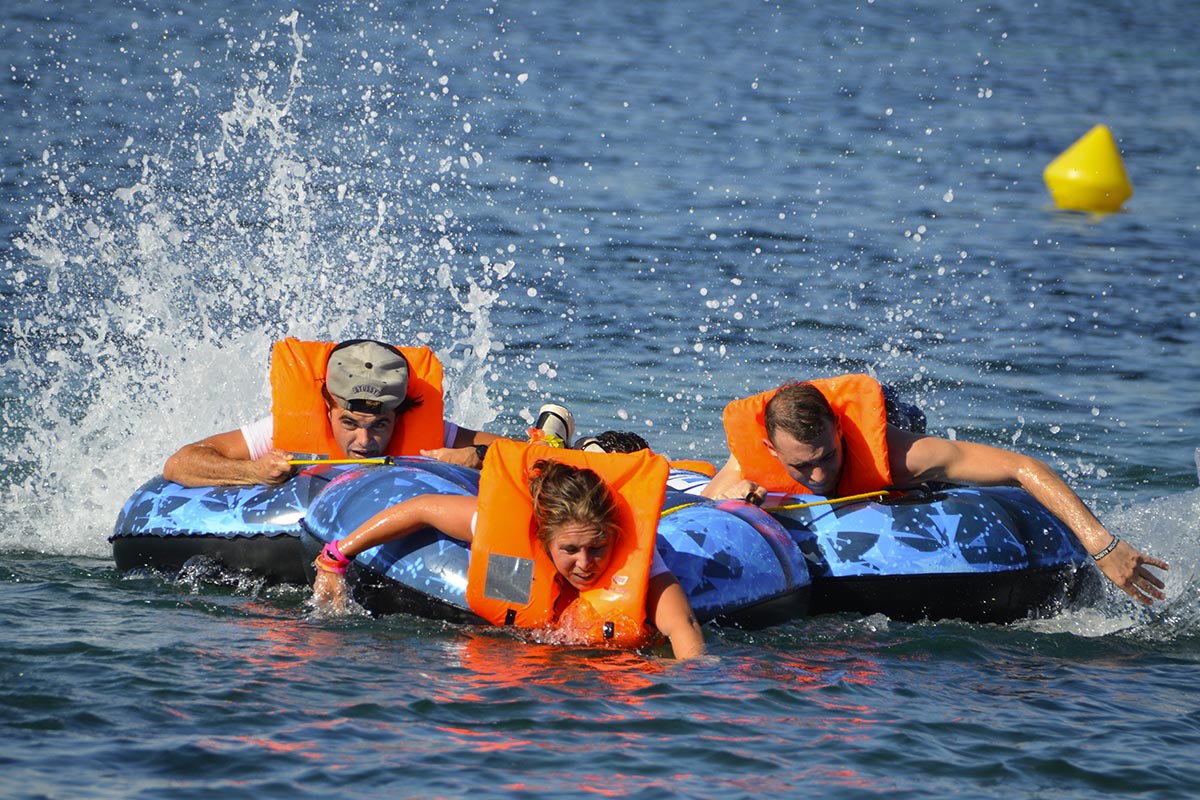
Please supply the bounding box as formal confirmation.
[315,540,352,574]
[1091,535,1120,562]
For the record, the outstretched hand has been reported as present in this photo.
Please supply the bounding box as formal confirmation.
[1097,540,1169,605]
[421,446,485,469]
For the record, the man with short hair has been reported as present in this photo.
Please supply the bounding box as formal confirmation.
[703,375,1169,605]
[163,338,499,487]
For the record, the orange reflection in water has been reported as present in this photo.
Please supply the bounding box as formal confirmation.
[413,632,676,763]
[205,600,897,795]
[228,600,348,676]
[672,640,896,794]
[420,630,667,728]
[439,630,662,700]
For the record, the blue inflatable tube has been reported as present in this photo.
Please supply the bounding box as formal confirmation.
[298,465,813,629]
[110,468,335,584]
[109,461,482,585]
[111,460,1098,624]
[768,485,1100,623]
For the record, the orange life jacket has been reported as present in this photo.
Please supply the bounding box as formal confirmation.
[723,374,891,496]
[668,459,716,477]
[467,439,669,648]
[269,338,446,458]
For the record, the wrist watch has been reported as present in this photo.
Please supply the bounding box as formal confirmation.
[474,444,489,464]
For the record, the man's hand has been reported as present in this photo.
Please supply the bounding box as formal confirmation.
[253,448,296,486]
[707,478,767,505]
[1096,539,1169,605]
[421,446,484,469]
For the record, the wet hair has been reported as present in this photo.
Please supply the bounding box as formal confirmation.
[763,382,837,445]
[582,430,650,454]
[527,459,621,549]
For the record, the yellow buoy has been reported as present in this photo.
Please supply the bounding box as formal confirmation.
[1042,124,1133,213]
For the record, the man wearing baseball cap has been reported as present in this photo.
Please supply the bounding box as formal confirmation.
[163,338,501,487]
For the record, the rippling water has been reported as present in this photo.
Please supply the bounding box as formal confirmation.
[2,1,1199,797]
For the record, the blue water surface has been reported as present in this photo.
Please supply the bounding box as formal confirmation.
[2,1,1199,797]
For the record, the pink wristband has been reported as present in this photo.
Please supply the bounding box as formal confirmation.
[315,540,352,574]
[325,540,350,565]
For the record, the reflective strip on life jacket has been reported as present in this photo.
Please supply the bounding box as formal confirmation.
[467,439,669,648]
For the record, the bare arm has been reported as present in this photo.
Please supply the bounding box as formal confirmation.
[337,494,478,556]
[163,429,294,488]
[313,494,478,608]
[420,425,504,469]
[888,427,1168,604]
[701,455,762,501]
[647,572,705,660]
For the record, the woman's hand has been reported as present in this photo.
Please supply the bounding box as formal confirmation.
[313,568,349,611]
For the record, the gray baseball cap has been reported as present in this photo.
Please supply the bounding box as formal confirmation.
[325,339,409,414]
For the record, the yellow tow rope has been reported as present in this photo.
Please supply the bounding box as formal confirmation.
[661,489,889,518]
[286,461,891,513]
[763,490,889,512]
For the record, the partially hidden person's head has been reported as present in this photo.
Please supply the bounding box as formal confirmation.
[322,339,422,458]
[528,458,622,591]
[763,382,844,495]
[575,430,650,454]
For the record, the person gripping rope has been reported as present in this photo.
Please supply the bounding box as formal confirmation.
[163,338,501,487]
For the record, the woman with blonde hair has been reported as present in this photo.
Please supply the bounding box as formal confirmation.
[313,442,705,660]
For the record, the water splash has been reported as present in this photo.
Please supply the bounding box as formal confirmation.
[2,12,522,555]
[1017,487,1200,639]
